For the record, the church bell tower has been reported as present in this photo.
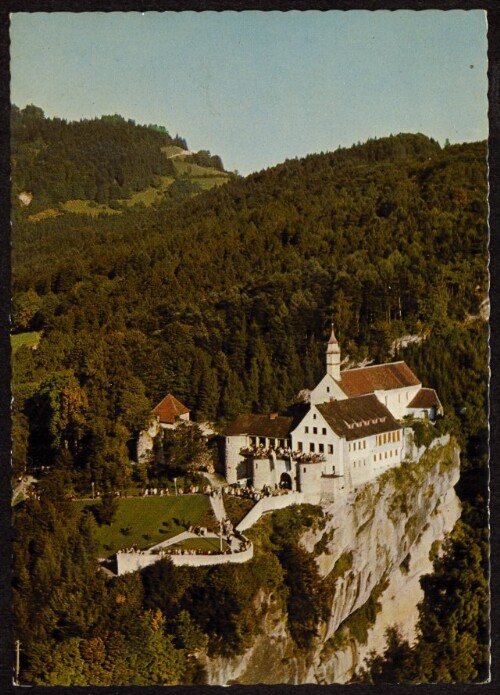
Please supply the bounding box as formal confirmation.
[326,323,341,380]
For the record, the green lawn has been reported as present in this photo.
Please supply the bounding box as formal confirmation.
[75,495,212,556]
[11,331,42,353]
[171,537,230,552]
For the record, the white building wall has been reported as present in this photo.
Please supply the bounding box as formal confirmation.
[367,429,404,477]
[225,434,248,484]
[373,384,421,420]
[310,374,346,406]
[346,435,374,487]
[290,405,343,477]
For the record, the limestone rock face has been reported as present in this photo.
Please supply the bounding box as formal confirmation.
[205,441,461,685]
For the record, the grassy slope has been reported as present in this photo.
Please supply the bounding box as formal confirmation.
[11,331,42,353]
[170,537,230,552]
[75,494,212,555]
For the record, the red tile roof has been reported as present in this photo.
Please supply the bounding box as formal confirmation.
[152,394,190,424]
[339,361,420,397]
[316,395,401,441]
[408,388,441,409]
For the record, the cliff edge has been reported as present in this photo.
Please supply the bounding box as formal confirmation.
[205,439,461,684]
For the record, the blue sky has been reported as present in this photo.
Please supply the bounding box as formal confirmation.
[10,11,488,175]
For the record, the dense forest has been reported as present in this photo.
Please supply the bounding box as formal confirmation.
[11,114,489,684]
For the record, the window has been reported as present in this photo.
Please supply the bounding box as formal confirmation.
[328,444,333,454]
[322,427,327,435]
[305,426,309,434]
[319,443,324,453]
[313,427,318,434]
[397,431,401,441]
[270,438,276,448]
[373,455,376,462]
[250,436,256,446]
[303,467,306,473]
[310,443,315,453]
[379,453,382,460]
[297,441,303,452]
[259,437,266,446]
[313,414,317,420]
[363,441,366,449]
[327,386,330,393]
[385,451,387,459]
[398,394,401,403]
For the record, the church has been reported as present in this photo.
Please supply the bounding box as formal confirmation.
[223,326,442,503]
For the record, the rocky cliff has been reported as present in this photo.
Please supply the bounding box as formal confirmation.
[204,440,461,685]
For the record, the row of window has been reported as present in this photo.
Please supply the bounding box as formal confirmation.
[349,440,367,452]
[373,450,397,461]
[377,431,401,445]
[296,442,333,454]
[249,436,288,448]
[304,425,327,435]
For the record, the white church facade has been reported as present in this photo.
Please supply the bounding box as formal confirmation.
[223,326,442,503]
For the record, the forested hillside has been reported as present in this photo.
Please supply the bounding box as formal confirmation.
[11,125,489,684]
[11,105,229,216]
[12,132,487,487]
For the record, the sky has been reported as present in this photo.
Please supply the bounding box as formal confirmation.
[10,11,488,175]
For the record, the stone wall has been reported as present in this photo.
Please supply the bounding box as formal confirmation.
[236,491,305,533]
[116,541,254,574]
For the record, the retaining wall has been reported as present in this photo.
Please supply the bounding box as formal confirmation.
[236,491,305,533]
[116,543,254,574]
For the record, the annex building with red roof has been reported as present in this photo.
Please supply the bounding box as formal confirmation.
[223,325,443,502]
[137,394,191,463]
[152,393,191,428]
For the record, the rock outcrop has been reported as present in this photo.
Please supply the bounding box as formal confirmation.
[204,440,461,685]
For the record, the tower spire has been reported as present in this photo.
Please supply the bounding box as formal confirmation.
[328,322,338,345]
[326,322,341,380]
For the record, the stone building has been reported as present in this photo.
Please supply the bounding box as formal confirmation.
[223,325,442,503]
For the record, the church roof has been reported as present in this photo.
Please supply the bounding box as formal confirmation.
[316,394,401,441]
[223,413,295,439]
[152,394,190,424]
[408,387,441,410]
[338,361,420,397]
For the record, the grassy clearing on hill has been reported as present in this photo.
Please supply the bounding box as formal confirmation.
[11,331,42,353]
[74,494,212,555]
[61,199,121,216]
[118,175,175,207]
[172,158,230,179]
[161,145,188,157]
[191,175,231,190]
